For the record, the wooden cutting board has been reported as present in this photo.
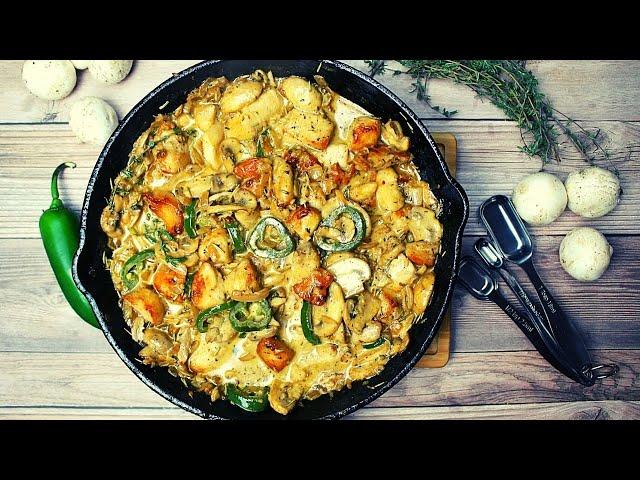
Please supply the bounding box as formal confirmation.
[416,132,456,368]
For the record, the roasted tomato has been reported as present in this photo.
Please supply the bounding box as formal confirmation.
[143,192,184,235]
[233,158,271,198]
[293,268,334,306]
[123,287,166,325]
[153,263,187,301]
[257,337,294,372]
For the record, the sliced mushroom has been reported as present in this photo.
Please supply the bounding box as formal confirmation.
[326,256,371,298]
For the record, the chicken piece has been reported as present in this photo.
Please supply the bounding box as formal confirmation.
[288,206,321,241]
[347,116,381,151]
[198,228,233,265]
[191,262,226,310]
[152,263,187,301]
[223,258,261,297]
[143,192,184,236]
[123,287,166,325]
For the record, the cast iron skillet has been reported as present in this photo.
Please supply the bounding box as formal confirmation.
[72,60,469,420]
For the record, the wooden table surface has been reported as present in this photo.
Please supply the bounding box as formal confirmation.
[1,60,638,420]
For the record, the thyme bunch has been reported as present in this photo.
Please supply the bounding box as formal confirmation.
[365,60,608,164]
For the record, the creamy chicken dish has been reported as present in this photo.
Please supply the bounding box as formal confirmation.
[100,70,443,414]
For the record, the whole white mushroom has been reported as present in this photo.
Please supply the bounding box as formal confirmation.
[71,60,90,70]
[88,60,133,84]
[69,97,118,146]
[565,166,621,218]
[511,171,567,225]
[559,227,612,282]
[22,60,77,100]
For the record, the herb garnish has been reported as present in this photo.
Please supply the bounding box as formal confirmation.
[365,60,609,165]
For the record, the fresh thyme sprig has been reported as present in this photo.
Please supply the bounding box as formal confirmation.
[365,60,609,165]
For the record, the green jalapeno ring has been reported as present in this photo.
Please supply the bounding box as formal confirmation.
[247,217,295,259]
[225,221,247,254]
[184,199,198,239]
[229,299,272,332]
[301,300,321,345]
[363,336,387,349]
[195,301,237,333]
[314,205,366,252]
[226,384,269,412]
[120,248,156,291]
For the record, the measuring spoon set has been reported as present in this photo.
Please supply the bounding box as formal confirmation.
[457,195,618,385]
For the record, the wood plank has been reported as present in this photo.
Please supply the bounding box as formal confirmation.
[1,235,638,354]
[1,400,637,419]
[2,61,639,123]
[0,350,636,409]
[1,121,638,239]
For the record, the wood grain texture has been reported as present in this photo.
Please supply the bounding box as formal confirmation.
[1,121,638,239]
[2,60,639,420]
[3,61,639,123]
[1,235,637,354]
[1,400,637,420]
[0,350,636,411]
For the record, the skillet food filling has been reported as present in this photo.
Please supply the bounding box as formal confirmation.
[101,71,443,414]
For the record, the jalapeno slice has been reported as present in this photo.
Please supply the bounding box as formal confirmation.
[184,199,198,239]
[226,384,269,412]
[195,301,237,333]
[229,299,272,332]
[121,248,155,291]
[247,217,295,259]
[225,221,247,254]
[301,300,321,345]
[314,205,366,252]
[363,337,387,349]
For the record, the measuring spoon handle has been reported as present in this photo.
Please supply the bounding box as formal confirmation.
[489,291,589,384]
[520,259,594,379]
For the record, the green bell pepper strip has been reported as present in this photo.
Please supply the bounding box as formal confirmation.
[229,300,272,332]
[184,271,195,296]
[256,129,269,157]
[363,337,387,349]
[226,384,269,412]
[247,217,295,259]
[314,205,366,252]
[196,301,237,333]
[301,300,320,345]
[39,163,99,329]
[225,221,247,254]
[121,248,155,291]
[184,199,198,239]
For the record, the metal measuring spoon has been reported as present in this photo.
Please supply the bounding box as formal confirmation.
[478,195,616,385]
[474,238,547,330]
[474,239,590,382]
[458,256,591,384]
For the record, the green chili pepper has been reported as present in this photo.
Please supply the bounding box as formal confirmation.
[184,272,195,297]
[363,337,387,349]
[301,300,320,345]
[314,205,366,252]
[229,300,272,332]
[39,163,99,329]
[121,248,155,291]
[184,199,198,239]
[225,221,247,254]
[226,384,269,412]
[247,217,295,259]
[196,301,237,333]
